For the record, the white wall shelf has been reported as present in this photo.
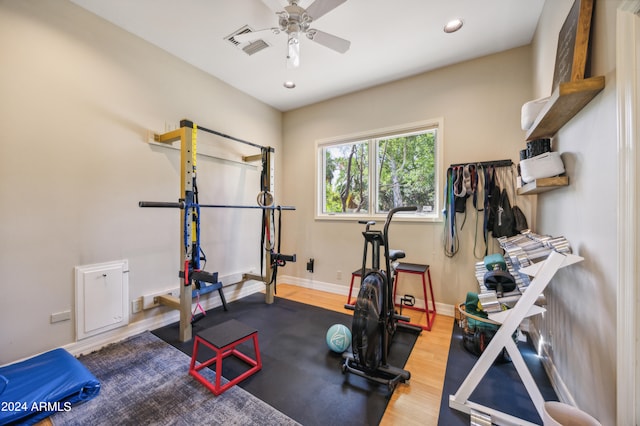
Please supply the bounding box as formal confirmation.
[518,176,569,195]
[525,76,605,141]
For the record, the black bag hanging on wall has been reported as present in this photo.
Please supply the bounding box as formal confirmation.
[510,167,528,232]
[512,205,528,232]
[492,188,516,238]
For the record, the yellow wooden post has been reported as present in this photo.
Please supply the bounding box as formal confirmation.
[152,125,193,341]
[178,126,194,341]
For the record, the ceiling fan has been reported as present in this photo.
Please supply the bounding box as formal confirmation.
[234,0,350,68]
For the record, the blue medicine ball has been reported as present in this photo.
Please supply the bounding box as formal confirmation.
[326,324,352,353]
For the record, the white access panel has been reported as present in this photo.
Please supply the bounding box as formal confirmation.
[75,260,129,340]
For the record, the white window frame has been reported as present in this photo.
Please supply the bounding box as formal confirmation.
[315,118,444,222]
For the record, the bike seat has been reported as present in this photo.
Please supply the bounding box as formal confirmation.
[388,249,406,261]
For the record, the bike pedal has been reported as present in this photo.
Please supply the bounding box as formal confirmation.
[401,294,415,307]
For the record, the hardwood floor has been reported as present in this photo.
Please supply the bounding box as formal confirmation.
[275,284,454,426]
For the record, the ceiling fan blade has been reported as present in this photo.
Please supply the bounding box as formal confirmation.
[307,29,350,53]
[261,0,286,13]
[305,0,347,21]
[232,27,280,44]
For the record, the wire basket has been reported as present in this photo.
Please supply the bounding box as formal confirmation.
[457,302,511,362]
[456,302,502,330]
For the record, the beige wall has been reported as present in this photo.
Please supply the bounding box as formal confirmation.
[281,46,534,307]
[0,0,281,364]
[529,1,620,424]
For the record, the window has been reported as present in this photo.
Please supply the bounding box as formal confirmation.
[317,119,442,220]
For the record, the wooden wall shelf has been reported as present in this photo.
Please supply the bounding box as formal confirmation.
[525,76,605,141]
[518,176,569,195]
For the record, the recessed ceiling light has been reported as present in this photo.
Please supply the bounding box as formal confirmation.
[444,18,464,33]
[283,81,296,89]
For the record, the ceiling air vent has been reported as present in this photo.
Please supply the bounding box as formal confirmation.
[225,25,270,56]
[243,39,269,55]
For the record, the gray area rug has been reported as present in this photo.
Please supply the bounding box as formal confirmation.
[51,332,300,425]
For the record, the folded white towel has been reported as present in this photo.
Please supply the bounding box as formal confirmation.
[520,152,564,183]
[521,96,550,131]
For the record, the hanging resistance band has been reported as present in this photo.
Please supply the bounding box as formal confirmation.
[472,164,486,259]
[443,166,459,257]
[259,148,273,284]
[443,160,513,258]
[270,206,284,285]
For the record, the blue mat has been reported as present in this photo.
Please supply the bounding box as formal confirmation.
[0,348,100,425]
[438,323,557,425]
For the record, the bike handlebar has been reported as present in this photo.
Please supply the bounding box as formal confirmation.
[358,206,417,234]
[383,206,418,237]
[388,206,419,214]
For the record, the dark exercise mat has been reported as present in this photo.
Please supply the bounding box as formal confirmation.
[153,292,419,426]
[437,322,558,425]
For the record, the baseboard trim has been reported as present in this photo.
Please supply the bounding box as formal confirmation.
[527,325,576,406]
[62,276,454,359]
[278,275,455,318]
[63,280,264,357]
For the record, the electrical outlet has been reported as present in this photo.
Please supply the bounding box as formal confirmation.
[336,270,342,280]
[50,310,71,324]
[142,294,160,310]
[132,298,143,314]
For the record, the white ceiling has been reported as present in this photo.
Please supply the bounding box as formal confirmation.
[70,0,546,112]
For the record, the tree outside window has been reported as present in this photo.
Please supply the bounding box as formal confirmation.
[323,141,369,214]
[318,121,441,220]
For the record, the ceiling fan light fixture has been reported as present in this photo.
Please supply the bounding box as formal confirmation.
[287,31,300,68]
[444,18,464,33]
[241,0,350,67]
[283,81,296,89]
[288,31,300,46]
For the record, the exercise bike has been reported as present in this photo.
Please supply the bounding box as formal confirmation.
[342,206,423,392]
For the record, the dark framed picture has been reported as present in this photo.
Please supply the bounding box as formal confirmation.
[552,0,595,91]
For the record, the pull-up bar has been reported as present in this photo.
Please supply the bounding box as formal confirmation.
[143,119,287,342]
[139,201,295,210]
[180,119,274,153]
